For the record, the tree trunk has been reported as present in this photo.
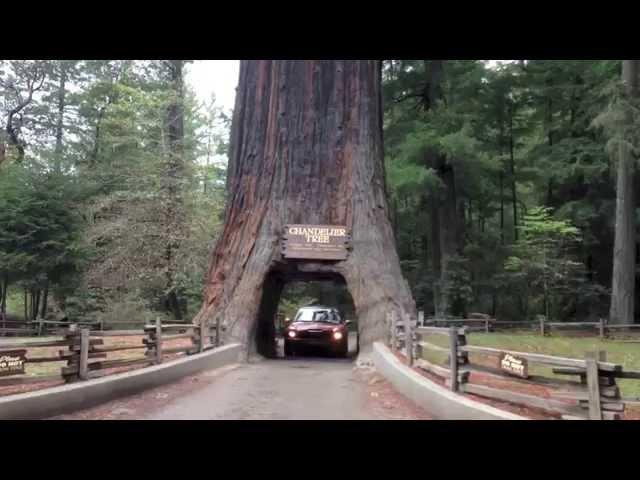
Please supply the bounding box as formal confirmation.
[54,63,67,174]
[609,60,638,325]
[0,133,5,166]
[33,289,40,321]
[546,97,554,207]
[41,279,49,319]
[163,60,185,321]
[439,164,458,316]
[0,275,4,317]
[509,105,518,242]
[422,60,452,317]
[29,290,34,321]
[194,61,416,358]
[422,60,443,111]
[499,170,505,245]
[430,196,442,317]
[24,288,28,322]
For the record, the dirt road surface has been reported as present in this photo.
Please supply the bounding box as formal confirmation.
[52,337,431,420]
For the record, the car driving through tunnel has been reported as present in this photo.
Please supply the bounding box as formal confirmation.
[284,306,350,358]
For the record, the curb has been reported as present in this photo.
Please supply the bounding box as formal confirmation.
[0,343,242,420]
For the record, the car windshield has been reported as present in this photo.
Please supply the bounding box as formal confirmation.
[295,309,340,323]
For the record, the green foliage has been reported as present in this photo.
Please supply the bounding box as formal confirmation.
[0,59,631,326]
[0,163,87,288]
[440,255,473,317]
[503,207,594,321]
[0,60,232,323]
[384,60,616,320]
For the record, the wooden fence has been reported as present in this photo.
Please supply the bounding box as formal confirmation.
[0,318,224,390]
[388,311,640,420]
[422,315,640,340]
[0,318,184,337]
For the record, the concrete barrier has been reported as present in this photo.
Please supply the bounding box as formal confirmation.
[0,343,242,420]
[372,342,527,420]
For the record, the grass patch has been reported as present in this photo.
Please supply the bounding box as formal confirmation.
[418,332,640,398]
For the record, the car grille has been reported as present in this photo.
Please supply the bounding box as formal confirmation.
[297,329,331,340]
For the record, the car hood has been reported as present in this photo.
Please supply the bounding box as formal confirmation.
[289,322,341,331]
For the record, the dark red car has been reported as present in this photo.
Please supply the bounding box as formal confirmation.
[284,306,350,358]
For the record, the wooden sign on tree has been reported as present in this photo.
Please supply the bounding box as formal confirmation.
[281,224,351,260]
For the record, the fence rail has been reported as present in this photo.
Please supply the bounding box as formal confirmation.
[387,311,639,420]
[422,315,640,339]
[0,318,164,337]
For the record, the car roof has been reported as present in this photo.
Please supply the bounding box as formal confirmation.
[298,305,334,311]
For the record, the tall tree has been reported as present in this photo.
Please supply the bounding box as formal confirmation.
[162,60,185,320]
[195,60,416,357]
[609,60,638,324]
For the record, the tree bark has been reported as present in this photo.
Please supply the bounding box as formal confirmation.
[609,60,638,325]
[195,61,416,358]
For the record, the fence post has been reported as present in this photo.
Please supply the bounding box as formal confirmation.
[418,310,424,327]
[405,313,413,367]
[449,326,459,392]
[62,325,78,383]
[539,315,546,337]
[198,323,205,352]
[599,318,605,339]
[485,319,489,333]
[155,317,163,364]
[585,351,602,420]
[79,328,89,381]
[216,316,221,346]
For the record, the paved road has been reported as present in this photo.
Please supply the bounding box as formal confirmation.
[148,358,384,420]
[53,334,431,420]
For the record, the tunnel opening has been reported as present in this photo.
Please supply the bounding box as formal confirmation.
[253,268,357,360]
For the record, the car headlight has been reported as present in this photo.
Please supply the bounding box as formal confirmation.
[288,331,296,338]
[333,331,343,340]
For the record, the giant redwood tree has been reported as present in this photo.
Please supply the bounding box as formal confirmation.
[194,60,416,358]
